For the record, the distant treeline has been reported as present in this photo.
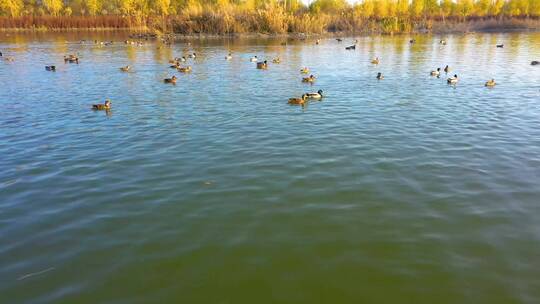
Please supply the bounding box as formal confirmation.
[0,0,539,33]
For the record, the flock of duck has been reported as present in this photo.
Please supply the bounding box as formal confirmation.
[1,37,539,111]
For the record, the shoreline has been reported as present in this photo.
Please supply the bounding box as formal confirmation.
[1,17,538,37]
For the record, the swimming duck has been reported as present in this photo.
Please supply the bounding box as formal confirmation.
[302,75,316,83]
[225,53,232,60]
[444,65,450,73]
[256,60,268,69]
[371,57,380,65]
[170,62,180,68]
[336,38,343,42]
[410,39,416,44]
[447,74,458,84]
[45,65,56,71]
[376,72,384,80]
[0,51,2,56]
[531,61,539,65]
[92,99,111,110]
[316,39,321,45]
[496,44,504,48]
[64,55,79,64]
[430,68,441,76]
[4,56,14,62]
[120,65,130,72]
[440,39,447,45]
[485,79,496,87]
[345,45,356,50]
[250,56,258,62]
[164,76,177,84]
[300,67,310,74]
[305,90,323,99]
[272,57,281,64]
[288,94,307,105]
[178,66,192,73]
[188,53,196,59]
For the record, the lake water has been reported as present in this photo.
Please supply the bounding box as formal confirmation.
[1,31,540,303]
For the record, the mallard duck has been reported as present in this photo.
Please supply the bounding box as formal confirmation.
[302,75,316,83]
[164,76,177,84]
[345,45,356,50]
[300,67,310,74]
[315,39,321,45]
[336,38,343,42]
[447,74,458,84]
[376,72,384,80]
[64,55,79,64]
[371,57,380,65]
[531,61,539,65]
[305,90,323,99]
[188,53,196,59]
[485,79,496,87]
[250,56,258,62]
[496,44,504,48]
[4,56,14,62]
[225,53,232,60]
[170,62,180,68]
[120,65,130,72]
[430,68,441,76]
[440,39,447,45]
[444,65,450,73]
[410,39,416,44]
[92,99,111,110]
[0,51,3,56]
[256,60,268,69]
[272,57,281,64]
[178,66,192,73]
[179,56,187,62]
[45,65,56,71]
[288,94,307,105]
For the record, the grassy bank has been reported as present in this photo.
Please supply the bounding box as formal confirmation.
[1,15,539,35]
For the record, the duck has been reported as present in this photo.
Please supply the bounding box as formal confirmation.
[440,39,447,45]
[302,75,316,83]
[188,53,196,59]
[92,99,111,110]
[531,61,539,65]
[376,72,384,80]
[256,60,268,69]
[288,94,307,105]
[164,76,177,84]
[315,39,321,45]
[179,56,187,62]
[300,67,310,74]
[64,55,79,64]
[410,39,416,44]
[272,57,281,64]
[250,56,258,62]
[430,68,441,76]
[177,66,192,73]
[0,51,2,56]
[45,65,56,71]
[305,90,323,99]
[4,56,14,62]
[170,62,180,68]
[336,38,343,42]
[496,44,504,48]
[371,57,380,65]
[444,65,450,73]
[447,74,458,84]
[120,65,130,72]
[345,44,356,50]
[225,53,232,60]
[485,79,496,87]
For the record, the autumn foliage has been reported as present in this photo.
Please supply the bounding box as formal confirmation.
[0,0,539,33]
